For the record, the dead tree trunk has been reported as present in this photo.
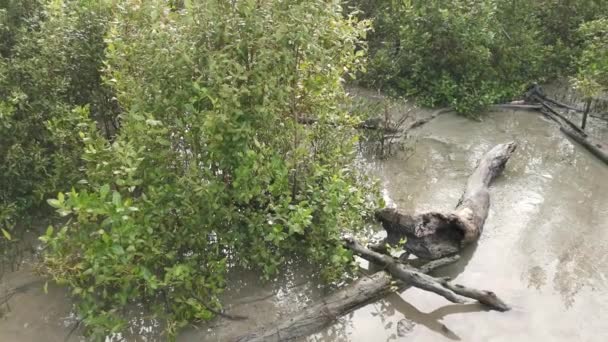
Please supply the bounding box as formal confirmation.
[375,142,517,260]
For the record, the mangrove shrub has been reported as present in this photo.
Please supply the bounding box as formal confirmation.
[40,0,379,338]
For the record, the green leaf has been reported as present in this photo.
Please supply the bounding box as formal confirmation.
[1,228,11,241]
[111,245,125,255]
[100,184,110,198]
[112,191,122,206]
[47,199,62,209]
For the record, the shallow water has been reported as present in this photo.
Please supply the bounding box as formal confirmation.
[311,109,608,342]
[1,109,607,342]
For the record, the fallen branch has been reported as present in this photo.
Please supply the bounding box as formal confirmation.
[491,103,542,111]
[543,96,584,113]
[403,104,542,136]
[236,143,515,341]
[403,107,452,134]
[527,85,585,113]
[538,99,587,136]
[560,126,608,164]
[234,255,460,342]
[344,238,509,311]
[526,84,587,135]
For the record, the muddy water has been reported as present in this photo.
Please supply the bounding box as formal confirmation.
[311,109,608,342]
[1,109,607,342]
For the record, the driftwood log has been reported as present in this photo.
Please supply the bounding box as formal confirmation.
[234,255,460,342]
[235,143,515,342]
[375,142,517,260]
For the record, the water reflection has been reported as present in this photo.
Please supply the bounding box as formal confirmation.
[386,294,488,341]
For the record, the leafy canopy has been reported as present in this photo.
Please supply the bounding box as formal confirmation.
[573,18,608,99]
[39,0,379,338]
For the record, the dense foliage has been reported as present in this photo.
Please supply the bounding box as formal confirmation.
[535,0,608,75]
[573,18,608,99]
[354,0,608,115]
[1,0,114,263]
[33,0,378,338]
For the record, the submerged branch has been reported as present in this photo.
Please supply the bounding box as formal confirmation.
[343,238,510,311]
[234,253,461,342]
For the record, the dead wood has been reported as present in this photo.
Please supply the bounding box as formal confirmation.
[234,255,460,342]
[235,143,516,341]
[560,126,608,164]
[344,238,510,312]
[375,142,517,260]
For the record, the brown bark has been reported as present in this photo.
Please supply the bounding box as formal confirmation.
[560,126,608,164]
[375,142,517,260]
[344,238,510,311]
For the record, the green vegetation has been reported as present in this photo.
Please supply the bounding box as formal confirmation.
[573,18,608,99]
[1,0,114,269]
[1,0,606,339]
[359,0,543,115]
[355,0,607,115]
[3,0,378,339]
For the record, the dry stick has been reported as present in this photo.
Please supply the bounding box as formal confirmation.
[302,103,541,138]
[190,293,248,321]
[403,104,541,136]
[526,84,585,112]
[491,104,542,111]
[582,98,591,130]
[343,238,510,312]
